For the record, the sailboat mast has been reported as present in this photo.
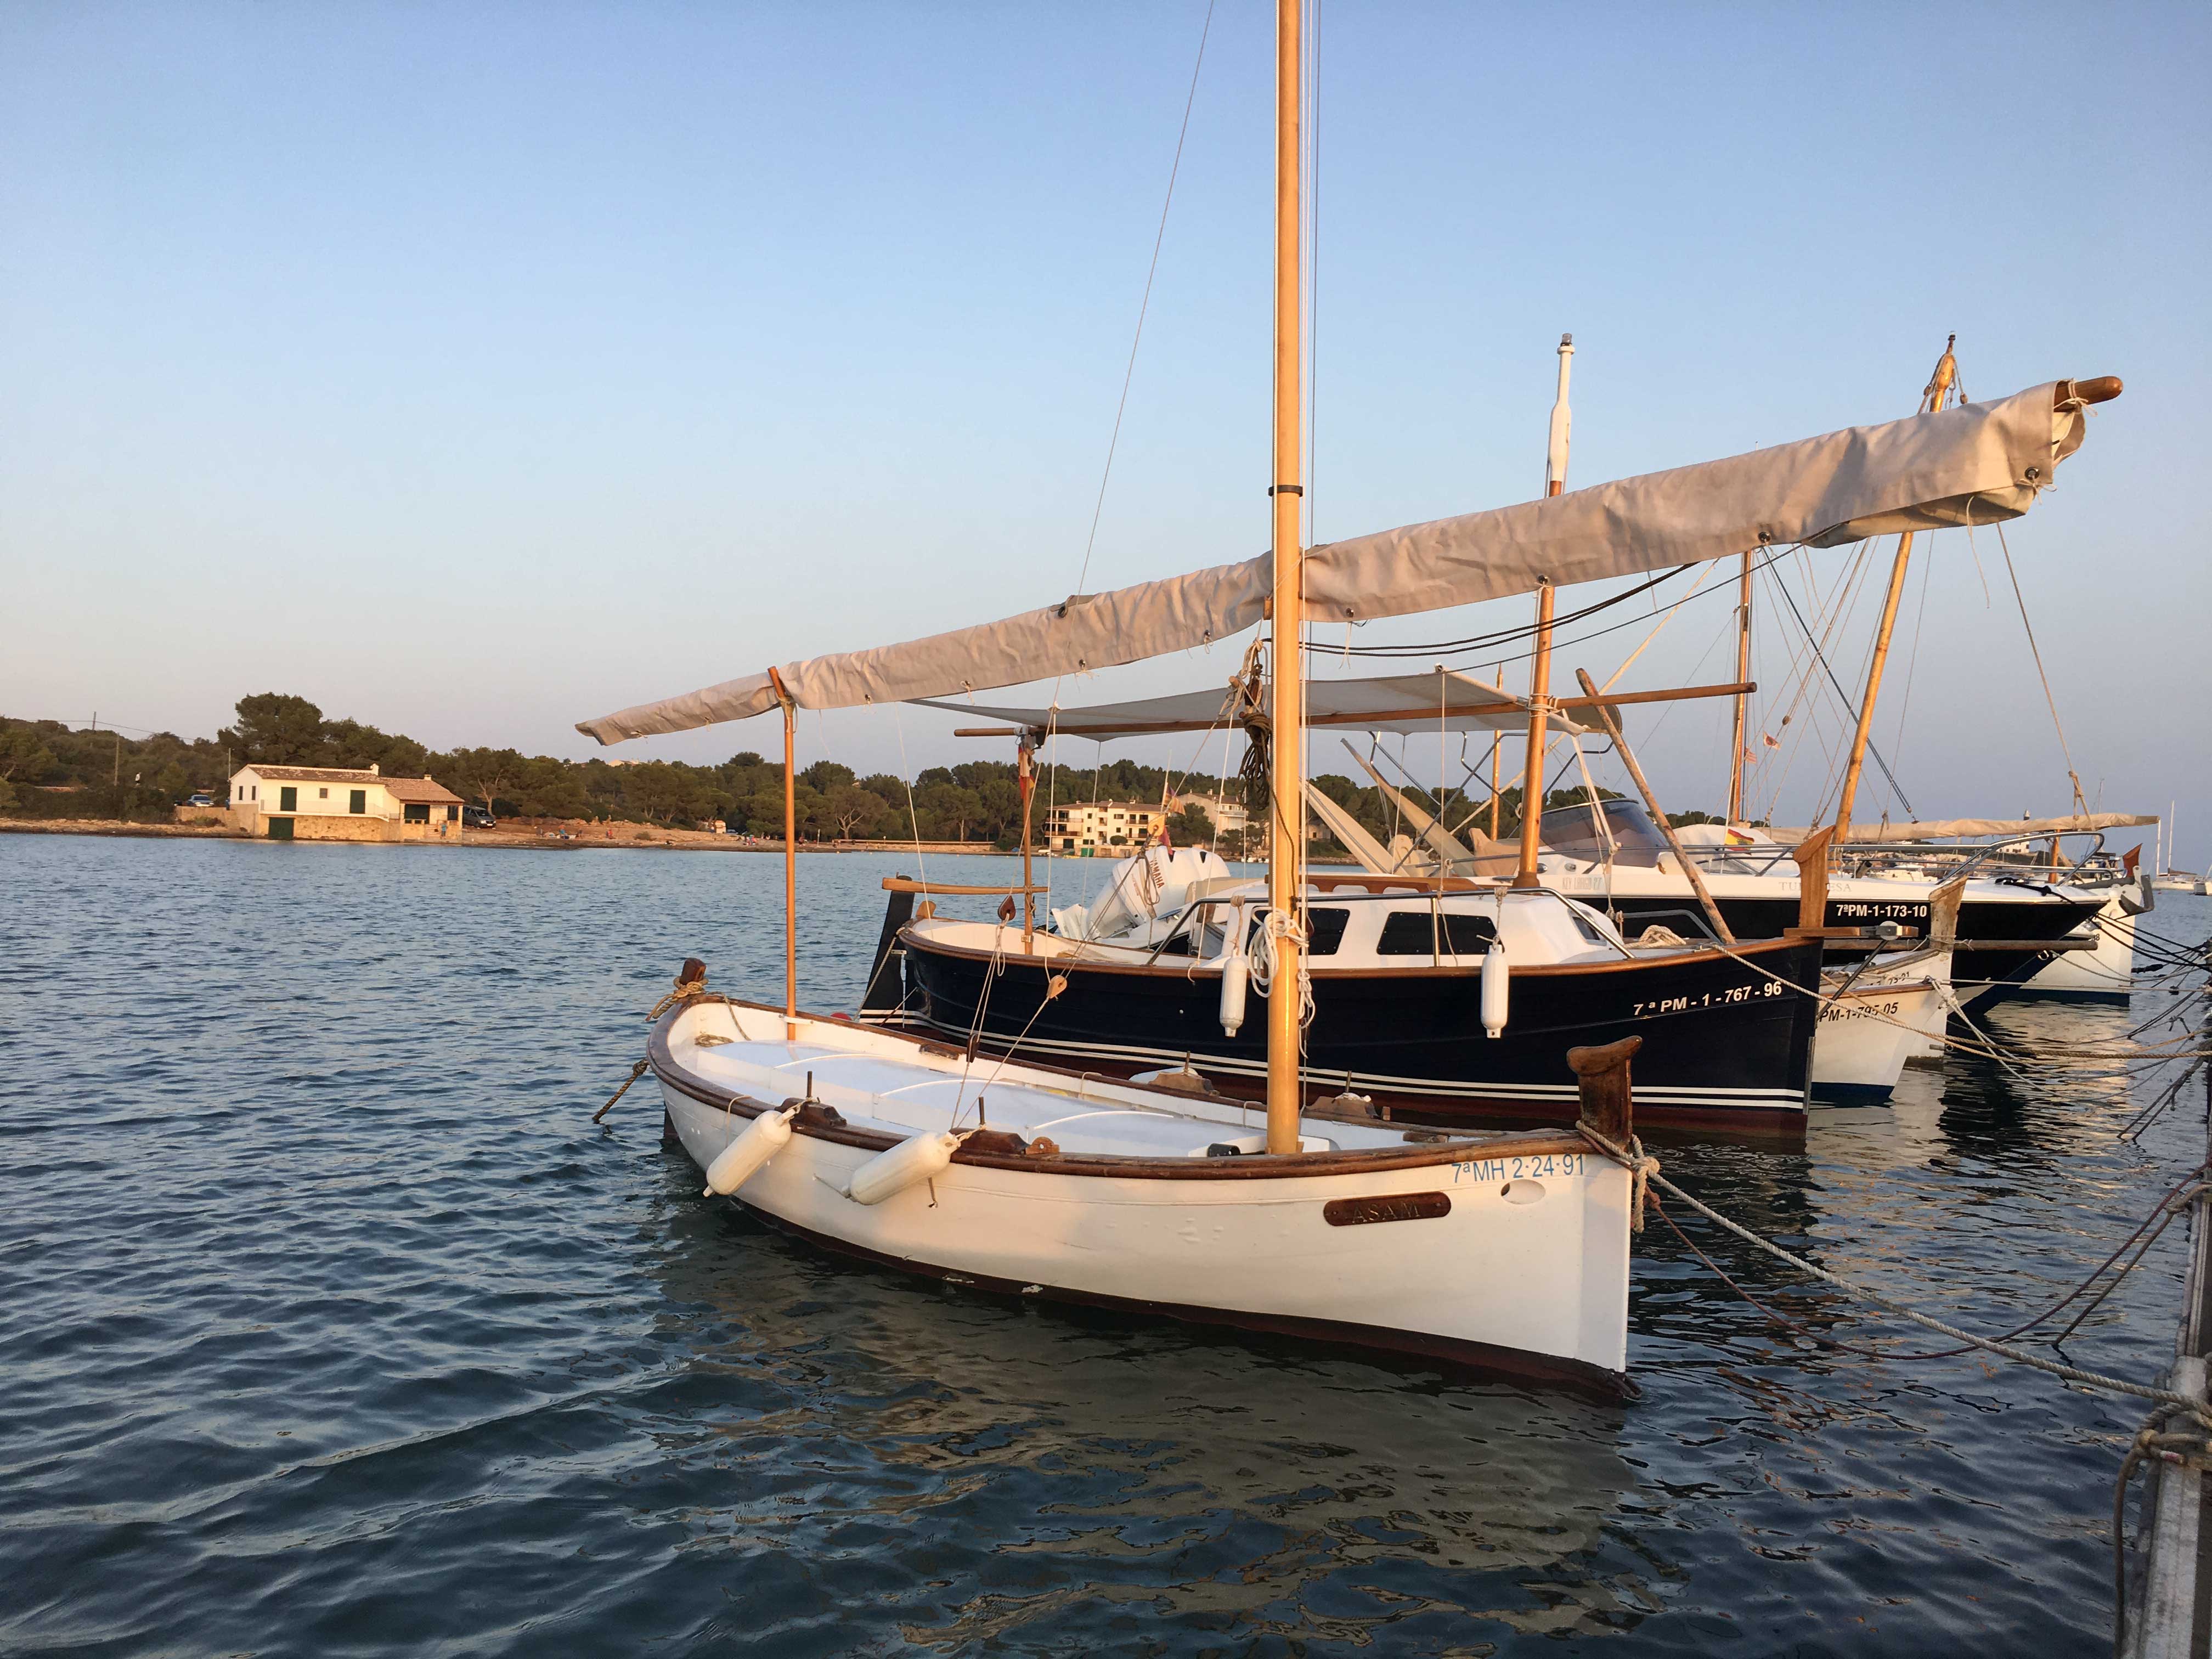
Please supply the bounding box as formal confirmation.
[1263,0,1305,1154]
[1833,336,1957,854]
[1512,335,1573,888]
[1727,551,1752,822]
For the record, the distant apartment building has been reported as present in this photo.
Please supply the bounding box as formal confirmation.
[1169,792,1250,840]
[229,764,464,842]
[1043,799,1166,855]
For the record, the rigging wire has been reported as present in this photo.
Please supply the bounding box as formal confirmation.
[1072,0,1216,596]
[1991,518,2090,816]
[1764,544,1917,819]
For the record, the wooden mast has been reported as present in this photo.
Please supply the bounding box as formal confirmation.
[1263,0,1305,1154]
[1017,732,1037,951]
[1832,337,1957,856]
[768,665,799,1035]
[1727,550,1752,823]
[1512,335,1573,888]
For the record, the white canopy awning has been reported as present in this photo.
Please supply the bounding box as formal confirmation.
[917,669,1594,741]
[580,380,2097,743]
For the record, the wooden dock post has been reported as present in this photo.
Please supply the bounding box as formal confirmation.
[1567,1035,1641,1143]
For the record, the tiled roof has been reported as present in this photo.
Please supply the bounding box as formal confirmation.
[382,776,462,804]
[239,765,391,783]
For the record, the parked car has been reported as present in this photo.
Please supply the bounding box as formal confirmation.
[462,805,497,830]
[185,792,216,808]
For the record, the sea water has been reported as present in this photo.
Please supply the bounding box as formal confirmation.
[3,834,2205,1655]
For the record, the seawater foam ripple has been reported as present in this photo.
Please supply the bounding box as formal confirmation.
[0,834,2202,1655]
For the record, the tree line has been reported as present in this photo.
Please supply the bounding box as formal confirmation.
[2,693,1719,847]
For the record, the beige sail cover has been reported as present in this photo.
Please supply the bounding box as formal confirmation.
[580,380,2091,743]
[1764,812,2155,845]
[916,669,1593,740]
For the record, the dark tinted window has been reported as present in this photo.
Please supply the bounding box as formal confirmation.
[1306,908,1350,955]
[1244,906,1350,956]
[1376,908,1497,956]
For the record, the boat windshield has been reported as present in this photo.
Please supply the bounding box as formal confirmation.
[1539,798,1672,867]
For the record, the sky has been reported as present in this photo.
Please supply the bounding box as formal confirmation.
[4,3,2208,860]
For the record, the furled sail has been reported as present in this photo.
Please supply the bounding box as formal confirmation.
[579,380,2095,743]
[1763,811,2156,846]
[913,668,1595,740]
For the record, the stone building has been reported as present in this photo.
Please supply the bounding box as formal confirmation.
[228,764,465,842]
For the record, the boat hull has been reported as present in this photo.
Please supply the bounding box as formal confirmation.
[901,933,1823,1132]
[1564,879,2106,1008]
[1810,979,1939,1102]
[650,1002,1636,1389]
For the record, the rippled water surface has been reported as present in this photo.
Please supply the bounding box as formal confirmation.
[4,835,2208,1656]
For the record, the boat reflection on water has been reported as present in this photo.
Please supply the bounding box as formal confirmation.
[642,1164,1643,1643]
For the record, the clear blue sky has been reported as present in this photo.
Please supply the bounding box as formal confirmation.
[5,4,2207,855]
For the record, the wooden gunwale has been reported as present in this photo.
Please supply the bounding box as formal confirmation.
[650,998,1592,1180]
[900,925,1816,983]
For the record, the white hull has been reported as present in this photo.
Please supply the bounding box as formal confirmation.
[1812,977,1942,1100]
[2013,891,2135,1002]
[653,996,1635,1384]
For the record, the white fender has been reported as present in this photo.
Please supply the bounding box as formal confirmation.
[848,1129,960,1206]
[1481,941,1509,1039]
[702,1106,795,1197]
[1218,946,1249,1036]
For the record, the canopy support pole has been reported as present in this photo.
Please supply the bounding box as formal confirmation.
[1728,550,1752,823]
[1263,0,1305,1155]
[768,667,799,1037]
[1488,661,1504,842]
[1513,579,1555,888]
[1835,338,1957,859]
[1575,668,1735,944]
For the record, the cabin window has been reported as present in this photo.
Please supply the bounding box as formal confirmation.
[349,789,366,814]
[1376,909,1497,956]
[403,803,430,824]
[318,787,329,799]
[445,804,458,821]
[1244,907,1350,956]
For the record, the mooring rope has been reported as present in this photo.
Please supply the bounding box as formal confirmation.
[1575,1121,2212,1417]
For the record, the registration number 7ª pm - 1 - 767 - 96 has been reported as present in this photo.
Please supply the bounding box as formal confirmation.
[1452,1153,1585,1183]
[1632,980,1787,1019]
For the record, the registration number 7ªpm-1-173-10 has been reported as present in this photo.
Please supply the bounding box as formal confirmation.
[1452,1153,1585,1184]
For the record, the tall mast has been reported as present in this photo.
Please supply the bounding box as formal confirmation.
[1512,335,1572,888]
[1727,550,1752,822]
[1832,336,1957,854]
[1262,0,1305,1154]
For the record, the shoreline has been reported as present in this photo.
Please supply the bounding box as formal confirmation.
[0,819,1022,855]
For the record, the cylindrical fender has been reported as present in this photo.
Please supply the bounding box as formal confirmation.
[848,1130,961,1205]
[703,1107,795,1197]
[1481,941,1509,1039]
[1218,945,1249,1036]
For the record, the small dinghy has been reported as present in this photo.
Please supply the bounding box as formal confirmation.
[652,973,1643,1388]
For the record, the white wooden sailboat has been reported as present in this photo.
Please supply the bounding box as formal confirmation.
[653,988,1638,1385]
[582,5,2113,1385]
